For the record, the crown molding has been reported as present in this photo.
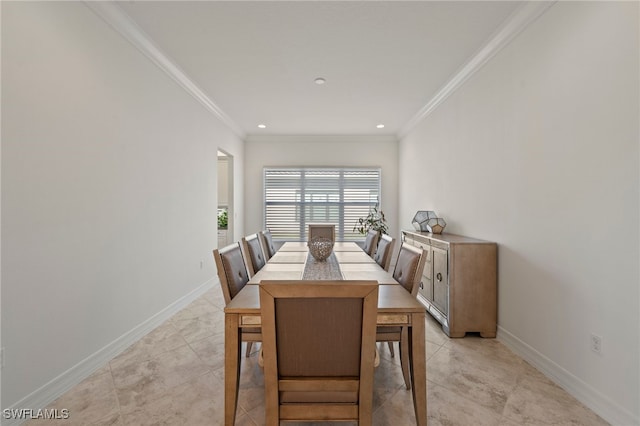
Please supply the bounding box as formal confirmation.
[84,1,245,139]
[398,1,556,140]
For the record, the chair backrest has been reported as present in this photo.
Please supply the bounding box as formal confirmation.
[373,234,396,272]
[258,230,277,261]
[362,229,380,257]
[259,280,379,425]
[241,233,266,277]
[308,223,336,243]
[392,242,427,296]
[212,242,250,304]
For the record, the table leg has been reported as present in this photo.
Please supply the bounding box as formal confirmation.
[409,312,427,426]
[225,313,241,426]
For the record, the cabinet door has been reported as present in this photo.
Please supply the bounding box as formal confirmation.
[418,245,433,301]
[432,247,449,316]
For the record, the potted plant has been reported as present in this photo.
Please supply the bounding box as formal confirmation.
[353,204,388,236]
[218,210,228,229]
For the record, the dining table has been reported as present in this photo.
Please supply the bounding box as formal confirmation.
[224,241,427,425]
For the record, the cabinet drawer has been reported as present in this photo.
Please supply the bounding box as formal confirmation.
[412,240,429,250]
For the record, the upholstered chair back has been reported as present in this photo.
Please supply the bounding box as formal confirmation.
[242,234,266,276]
[276,297,363,379]
[308,223,336,243]
[362,229,380,256]
[392,242,427,296]
[213,242,249,304]
[259,230,277,260]
[373,234,396,272]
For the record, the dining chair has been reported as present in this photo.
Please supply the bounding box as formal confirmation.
[213,242,261,357]
[259,280,379,426]
[373,233,396,272]
[241,233,266,277]
[377,242,427,389]
[308,223,336,243]
[362,229,380,257]
[258,229,277,261]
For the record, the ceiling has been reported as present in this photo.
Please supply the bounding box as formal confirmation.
[118,1,521,137]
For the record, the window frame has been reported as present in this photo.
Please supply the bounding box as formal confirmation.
[263,167,382,242]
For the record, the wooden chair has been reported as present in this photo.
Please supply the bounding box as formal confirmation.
[308,223,336,243]
[241,233,266,277]
[376,242,426,389]
[259,280,379,426]
[213,242,261,357]
[373,234,396,272]
[362,229,380,257]
[258,229,277,261]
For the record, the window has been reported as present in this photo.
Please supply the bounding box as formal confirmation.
[264,168,381,242]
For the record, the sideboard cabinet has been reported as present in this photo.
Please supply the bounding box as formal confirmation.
[402,230,497,338]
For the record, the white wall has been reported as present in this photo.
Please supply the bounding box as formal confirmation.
[244,135,399,240]
[399,2,638,424]
[1,2,244,408]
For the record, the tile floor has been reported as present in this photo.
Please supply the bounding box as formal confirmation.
[27,287,608,426]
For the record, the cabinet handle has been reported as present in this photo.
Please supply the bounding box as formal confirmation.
[436,272,443,282]
[419,281,423,289]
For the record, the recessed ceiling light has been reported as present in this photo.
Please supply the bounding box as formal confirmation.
[376,124,385,129]
[258,124,266,129]
[314,77,326,85]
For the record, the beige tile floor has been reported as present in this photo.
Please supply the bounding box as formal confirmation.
[27,287,608,426]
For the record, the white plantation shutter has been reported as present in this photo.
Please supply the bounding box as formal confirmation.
[264,168,381,242]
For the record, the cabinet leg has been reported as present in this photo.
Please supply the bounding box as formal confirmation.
[480,331,496,338]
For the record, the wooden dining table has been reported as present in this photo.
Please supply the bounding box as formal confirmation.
[224,241,427,425]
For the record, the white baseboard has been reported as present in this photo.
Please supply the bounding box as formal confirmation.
[2,278,216,426]
[497,326,639,426]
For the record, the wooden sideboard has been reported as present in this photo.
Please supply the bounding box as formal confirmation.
[402,230,497,338]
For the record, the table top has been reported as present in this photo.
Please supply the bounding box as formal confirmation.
[268,251,308,263]
[342,269,398,284]
[233,240,417,312]
[247,256,397,284]
[226,284,424,314]
[333,251,377,263]
[277,242,308,251]
[279,241,363,252]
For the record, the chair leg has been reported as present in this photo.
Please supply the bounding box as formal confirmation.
[399,327,411,390]
[387,341,395,357]
[265,401,279,426]
[246,341,253,357]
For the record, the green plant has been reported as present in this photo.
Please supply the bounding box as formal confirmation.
[218,210,228,229]
[353,204,388,236]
